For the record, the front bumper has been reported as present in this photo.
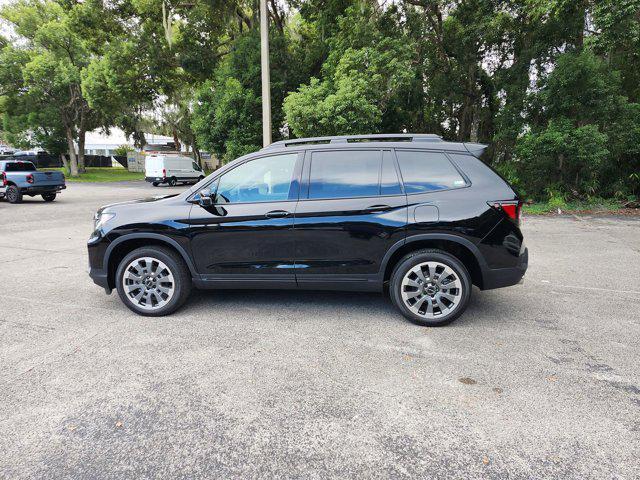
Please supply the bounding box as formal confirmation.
[89,266,112,294]
[481,247,528,290]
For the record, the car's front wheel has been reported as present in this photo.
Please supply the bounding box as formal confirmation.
[390,249,471,326]
[115,246,192,316]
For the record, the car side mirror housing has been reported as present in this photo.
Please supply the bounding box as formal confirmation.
[198,190,213,207]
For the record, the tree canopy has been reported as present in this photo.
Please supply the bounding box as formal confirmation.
[0,0,638,198]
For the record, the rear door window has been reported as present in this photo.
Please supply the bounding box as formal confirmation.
[396,150,467,193]
[308,150,381,199]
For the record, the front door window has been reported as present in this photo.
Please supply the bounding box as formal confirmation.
[213,153,298,204]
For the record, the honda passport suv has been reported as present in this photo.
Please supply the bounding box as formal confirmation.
[88,134,527,326]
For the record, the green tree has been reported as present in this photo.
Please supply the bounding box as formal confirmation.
[515,50,640,199]
[284,3,413,137]
[0,0,110,175]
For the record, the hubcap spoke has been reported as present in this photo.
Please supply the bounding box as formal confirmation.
[412,296,428,312]
[403,277,422,289]
[439,292,457,302]
[413,266,427,283]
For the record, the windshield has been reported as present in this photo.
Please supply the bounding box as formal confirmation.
[4,161,36,172]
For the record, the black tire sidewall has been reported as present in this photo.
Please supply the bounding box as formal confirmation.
[169,177,177,186]
[42,193,56,202]
[115,246,191,316]
[391,250,472,326]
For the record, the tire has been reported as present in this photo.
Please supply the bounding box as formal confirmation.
[42,193,56,202]
[198,176,204,182]
[168,177,177,187]
[115,246,192,316]
[6,185,22,204]
[390,249,472,327]
[152,182,159,187]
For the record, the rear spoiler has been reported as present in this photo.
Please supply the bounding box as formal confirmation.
[463,142,488,158]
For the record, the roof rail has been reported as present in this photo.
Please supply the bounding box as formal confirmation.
[263,133,443,149]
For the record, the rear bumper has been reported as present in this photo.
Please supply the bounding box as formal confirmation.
[0,186,5,197]
[22,185,66,193]
[145,176,165,183]
[481,247,528,290]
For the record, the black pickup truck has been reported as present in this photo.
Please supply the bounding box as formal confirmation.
[0,160,66,203]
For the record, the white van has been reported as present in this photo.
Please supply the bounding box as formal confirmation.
[145,154,205,187]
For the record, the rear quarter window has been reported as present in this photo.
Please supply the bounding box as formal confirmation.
[396,150,467,193]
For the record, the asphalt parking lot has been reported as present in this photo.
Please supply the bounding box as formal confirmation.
[1,182,639,479]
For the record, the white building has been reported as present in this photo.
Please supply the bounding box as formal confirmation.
[84,128,176,156]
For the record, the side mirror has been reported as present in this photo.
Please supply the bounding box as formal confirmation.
[198,190,213,207]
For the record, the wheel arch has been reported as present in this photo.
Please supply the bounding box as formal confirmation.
[104,234,197,289]
[382,234,486,289]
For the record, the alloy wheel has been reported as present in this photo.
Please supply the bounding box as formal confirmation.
[400,261,463,319]
[122,256,175,311]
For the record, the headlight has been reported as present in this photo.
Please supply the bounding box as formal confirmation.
[94,211,116,230]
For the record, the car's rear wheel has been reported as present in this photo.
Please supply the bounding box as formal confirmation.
[6,185,22,204]
[115,246,192,316]
[152,182,159,187]
[390,249,471,326]
[168,177,177,187]
[42,193,56,202]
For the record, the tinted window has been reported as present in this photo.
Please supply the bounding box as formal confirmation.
[309,150,380,199]
[192,162,201,171]
[381,151,402,195]
[396,151,467,193]
[214,153,297,203]
[4,161,36,172]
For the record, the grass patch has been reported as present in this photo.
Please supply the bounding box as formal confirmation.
[45,167,144,183]
[523,198,625,215]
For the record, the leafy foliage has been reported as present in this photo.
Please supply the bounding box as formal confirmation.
[0,0,638,196]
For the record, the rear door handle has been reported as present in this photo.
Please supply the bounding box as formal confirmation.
[265,210,290,218]
[364,204,392,213]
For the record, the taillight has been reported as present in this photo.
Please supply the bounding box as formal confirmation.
[162,168,166,178]
[26,173,34,184]
[1,172,6,186]
[488,201,522,225]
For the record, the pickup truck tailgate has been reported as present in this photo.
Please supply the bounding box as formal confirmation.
[32,171,65,186]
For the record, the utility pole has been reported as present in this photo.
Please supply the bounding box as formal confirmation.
[260,0,272,147]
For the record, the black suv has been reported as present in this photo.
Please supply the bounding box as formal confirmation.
[88,134,527,326]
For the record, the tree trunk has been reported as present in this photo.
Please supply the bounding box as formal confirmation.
[60,153,70,175]
[65,127,79,177]
[77,128,86,173]
[193,144,203,169]
[172,127,181,151]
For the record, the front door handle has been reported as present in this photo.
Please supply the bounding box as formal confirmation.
[364,204,392,213]
[265,210,290,219]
